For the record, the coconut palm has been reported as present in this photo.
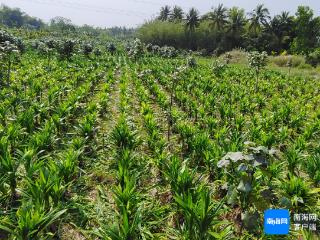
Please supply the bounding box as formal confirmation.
[208,4,228,31]
[158,5,171,21]
[227,7,246,35]
[185,8,200,33]
[170,5,184,22]
[224,7,247,48]
[271,11,293,33]
[248,4,270,35]
[268,11,294,51]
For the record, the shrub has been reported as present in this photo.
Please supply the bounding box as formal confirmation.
[57,39,77,59]
[82,43,93,56]
[306,48,320,67]
[220,49,247,64]
[297,63,313,70]
[271,55,305,67]
[127,38,144,60]
[159,46,177,58]
[0,30,24,52]
[106,42,116,54]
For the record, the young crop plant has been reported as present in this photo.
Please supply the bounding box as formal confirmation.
[304,146,320,186]
[57,148,80,184]
[16,148,43,179]
[111,115,140,152]
[93,47,102,56]
[0,137,19,205]
[275,174,320,212]
[77,112,98,140]
[174,186,224,240]
[164,156,225,239]
[0,202,67,239]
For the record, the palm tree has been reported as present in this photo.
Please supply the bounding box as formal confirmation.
[268,11,294,51]
[226,7,247,48]
[170,5,184,22]
[208,4,228,31]
[158,5,171,21]
[279,11,291,23]
[185,8,200,33]
[248,4,270,35]
[278,11,294,33]
[185,8,200,50]
[227,7,246,35]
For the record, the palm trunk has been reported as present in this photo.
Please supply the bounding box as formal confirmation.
[7,58,11,86]
[255,69,259,92]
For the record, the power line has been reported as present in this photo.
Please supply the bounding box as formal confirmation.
[125,0,162,6]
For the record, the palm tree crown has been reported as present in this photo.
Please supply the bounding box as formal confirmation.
[170,6,184,22]
[249,4,270,34]
[227,7,246,34]
[185,8,200,32]
[209,4,228,31]
[158,5,171,21]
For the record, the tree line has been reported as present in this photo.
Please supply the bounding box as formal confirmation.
[0,4,44,29]
[0,5,134,39]
[138,4,320,55]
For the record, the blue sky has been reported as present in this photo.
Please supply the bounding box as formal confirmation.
[0,0,319,28]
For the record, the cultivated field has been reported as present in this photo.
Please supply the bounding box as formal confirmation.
[0,34,319,239]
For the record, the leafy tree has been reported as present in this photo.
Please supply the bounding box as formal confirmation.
[291,6,320,54]
[0,5,44,29]
[107,26,135,39]
[0,5,23,28]
[50,16,75,32]
[306,48,320,66]
[24,15,44,29]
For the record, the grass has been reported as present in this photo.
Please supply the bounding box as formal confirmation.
[197,51,320,80]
